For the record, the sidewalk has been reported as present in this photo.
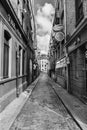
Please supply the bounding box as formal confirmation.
[0,76,40,130]
[49,78,87,130]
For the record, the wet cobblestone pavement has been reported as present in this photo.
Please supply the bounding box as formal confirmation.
[10,73,81,130]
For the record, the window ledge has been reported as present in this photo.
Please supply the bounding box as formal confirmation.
[0,75,27,85]
[0,76,16,85]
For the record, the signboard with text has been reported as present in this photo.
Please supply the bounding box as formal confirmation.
[53,24,64,32]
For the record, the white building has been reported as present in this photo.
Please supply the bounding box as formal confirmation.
[41,59,49,73]
[39,54,49,73]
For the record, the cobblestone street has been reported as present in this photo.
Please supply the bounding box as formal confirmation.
[10,73,81,130]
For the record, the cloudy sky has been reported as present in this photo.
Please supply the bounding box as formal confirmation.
[34,0,55,54]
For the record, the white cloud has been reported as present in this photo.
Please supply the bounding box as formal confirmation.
[42,3,55,19]
[37,34,50,54]
[36,15,52,34]
[36,3,55,54]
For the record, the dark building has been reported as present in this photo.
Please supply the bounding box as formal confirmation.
[49,0,87,102]
[65,0,87,101]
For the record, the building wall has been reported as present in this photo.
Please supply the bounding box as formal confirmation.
[41,59,48,73]
[0,15,27,112]
[66,0,75,36]
[69,48,85,97]
[66,0,87,99]
[0,0,34,112]
[51,0,67,86]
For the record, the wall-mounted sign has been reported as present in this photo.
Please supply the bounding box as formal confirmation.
[56,57,67,69]
[53,24,64,32]
[55,31,64,41]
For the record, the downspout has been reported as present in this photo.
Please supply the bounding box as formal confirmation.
[64,0,69,91]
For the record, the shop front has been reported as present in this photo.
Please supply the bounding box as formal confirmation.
[66,27,87,101]
[55,57,67,88]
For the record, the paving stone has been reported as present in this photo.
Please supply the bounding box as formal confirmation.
[10,74,80,130]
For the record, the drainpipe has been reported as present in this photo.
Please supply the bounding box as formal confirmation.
[64,0,69,92]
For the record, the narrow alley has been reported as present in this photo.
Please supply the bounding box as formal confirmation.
[10,73,80,130]
[1,0,87,130]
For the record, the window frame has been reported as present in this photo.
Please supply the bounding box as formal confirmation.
[74,50,79,79]
[18,46,22,76]
[75,0,84,26]
[3,30,11,79]
[22,50,25,75]
[3,41,9,78]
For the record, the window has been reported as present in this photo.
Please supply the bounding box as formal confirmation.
[22,50,25,75]
[75,0,84,25]
[3,30,11,78]
[22,12,24,27]
[74,50,79,78]
[61,10,64,24]
[19,46,22,75]
[57,45,60,59]
[61,40,64,57]
[27,27,29,39]
[23,0,25,9]
[17,0,20,4]
[57,68,65,77]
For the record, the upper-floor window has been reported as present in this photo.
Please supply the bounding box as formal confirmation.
[17,0,20,5]
[18,46,22,75]
[3,30,11,78]
[27,26,29,39]
[74,50,79,79]
[22,12,24,27]
[61,10,64,24]
[75,0,84,25]
[22,50,25,75]
[23,0,26,10]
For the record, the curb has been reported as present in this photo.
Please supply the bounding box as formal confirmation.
[50,79,87,130]
[0,77,39,130]
[48,77,83,130]
[52,85,83,130]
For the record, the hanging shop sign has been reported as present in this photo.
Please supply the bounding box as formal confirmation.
[56,57,67,69]
[53,24,64,32]
[55,31,64,42]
